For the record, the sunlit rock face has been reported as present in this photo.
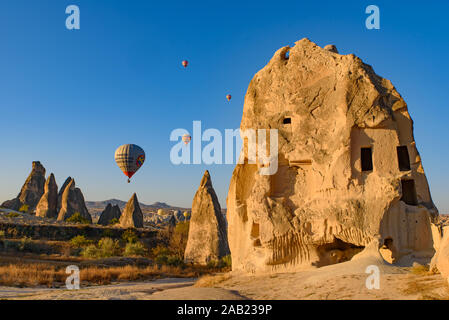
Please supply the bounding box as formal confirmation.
[226,38,438,273]
[1,161,46,213]
[185,171,230,265]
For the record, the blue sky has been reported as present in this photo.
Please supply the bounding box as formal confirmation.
[0,1,448,212]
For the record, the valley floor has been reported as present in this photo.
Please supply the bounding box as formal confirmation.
[0,278,245,300]
[2,264,448,300]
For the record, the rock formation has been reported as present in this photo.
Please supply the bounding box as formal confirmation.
[120,193,144,228]
[1,161,46,213]
[184,171,230,264]
[173,210,185,222]
[98,204,122,226]
[226,38,439,273]
[430,226,449,284]
[168,214,177,228]
[36,173,58,218]
[57,178,92,223]
[57,177,72,212]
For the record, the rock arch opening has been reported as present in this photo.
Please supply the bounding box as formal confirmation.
[313,238,365,267]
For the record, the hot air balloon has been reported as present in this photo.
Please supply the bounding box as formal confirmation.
[182,134,192,145]
[183,211,191,219]
[226,94,232,101]
[182,60,189,68]
[115,144,146,183]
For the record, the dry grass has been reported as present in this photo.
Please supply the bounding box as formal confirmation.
[194,273,232,288]
[0,263,209,288]
[409,264,430,275]
[402,274,449,300]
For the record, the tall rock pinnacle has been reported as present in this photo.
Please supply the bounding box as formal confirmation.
[184,170,230,265]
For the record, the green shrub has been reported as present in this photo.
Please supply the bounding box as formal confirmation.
[6,212,20,218]
[70,235,93,248]
[155,254,169,265]
[97,237,120,257]
[66,212,90,224]
[151,245,171,257]
[124,241,147,257]
[6,227,18,238]
[166,255,184,267]
[169,221,190,258]
[81,244,100,258]
[121,229,138,244]
[19,204,29,213]
[80,237,121,258]
[207,260,218,268]
[18,237,33,252]
[109,218,119,226]
[102,229,114,238]
[206,255,232,269]
[220,255,232,268]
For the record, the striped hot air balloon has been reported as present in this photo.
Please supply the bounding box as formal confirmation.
[226,94,232,101]
[182,134,192,145]
[115,144,146,183]
[182,60,189,68]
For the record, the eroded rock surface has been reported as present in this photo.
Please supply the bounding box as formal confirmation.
[227,38,439,273]
[57,178,92,223]
[1,161,46,213]
[36,173,58,219]
[98,204,122,226]
[57,177,72,212]
[185,171,230,264]
[430,226,449,284]
[120,193,144,228]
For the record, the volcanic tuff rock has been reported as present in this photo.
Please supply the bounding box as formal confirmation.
[1,161,46,213]
[226,38,439,273]
[98,204,122,226]
[36,173,58,219]
[120,193,144,228]
[430,226,449,284]
[184,171,230,265]
[57,178,92,223]
[57,177,72,212]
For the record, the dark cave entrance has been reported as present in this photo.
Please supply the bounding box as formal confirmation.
[361,147,373,172]
[397,146,411,171]
[313,238,365,268]
[401,179,418,206]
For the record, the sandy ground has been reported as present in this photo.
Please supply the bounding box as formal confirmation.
[2,249,448,300]
[0,278,246,300]
[212,245,449,300]
[1,237,447,300]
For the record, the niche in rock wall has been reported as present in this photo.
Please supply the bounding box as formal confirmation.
[397,146,411,171]
[270,165,297,197]
[251,222,262,247]
[361,147,373,172]
[401,179,418,206]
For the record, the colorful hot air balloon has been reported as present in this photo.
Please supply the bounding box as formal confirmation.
[115,144,146,183]
[182,60,189,68]
[226,94,232,101]
[182,134,192,145]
